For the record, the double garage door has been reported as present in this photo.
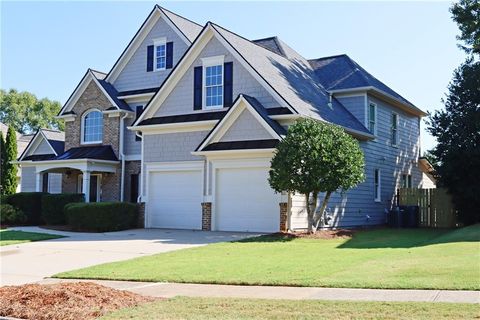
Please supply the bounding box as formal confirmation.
[147,162,280,232]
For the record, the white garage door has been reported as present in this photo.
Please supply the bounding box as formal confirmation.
[147,169,202,230]
[215,166,280,232]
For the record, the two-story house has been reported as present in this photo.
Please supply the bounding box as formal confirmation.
[18,5,427,232]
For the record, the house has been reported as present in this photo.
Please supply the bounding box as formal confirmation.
[418,157,437,189]
[1,122,34,192]
[17,5,427,232]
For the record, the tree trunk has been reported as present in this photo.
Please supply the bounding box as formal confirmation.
[305,191,319,233]
[316,191,332,229]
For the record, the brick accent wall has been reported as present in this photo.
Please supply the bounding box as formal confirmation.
[279,202,288,232]
[102,171,121,201]
[201,202,212,231]
[62,171,79,194]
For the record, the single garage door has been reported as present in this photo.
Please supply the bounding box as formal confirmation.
[147,169,202,229]
[215,166,280,232]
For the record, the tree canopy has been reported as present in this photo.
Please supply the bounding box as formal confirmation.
[0,89,64,134]
[2,126,18,195]
[450,0,480,56]
[269,118,365,232]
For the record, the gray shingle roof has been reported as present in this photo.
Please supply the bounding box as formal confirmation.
[252,37,286,57]
[159,6,203,43]
[90,71,132,111]
[211,24,370,135]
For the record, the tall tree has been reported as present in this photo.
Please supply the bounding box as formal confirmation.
[450,0,480,56]
[0,89,64,134]
[269,119,365,233]
[3,126,18,195]
[0,131,6,195]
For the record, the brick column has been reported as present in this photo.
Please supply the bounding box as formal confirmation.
[201,202,212,231]
[137,202,145,228]
[279,202,288,232]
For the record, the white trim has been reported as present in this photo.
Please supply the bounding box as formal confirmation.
[128,120,217,134]
[80,108,104,145]
[56,114,76,122]
[202,56,225,110]
[153,37,167,72]
[133,24,295,127]
[124,154,141,161]
[117,92,155,100]
[374,168,381,202]
[78,173,102,202]
[196,95,282,152]
[106,6,192,83]
[192,148,275,157]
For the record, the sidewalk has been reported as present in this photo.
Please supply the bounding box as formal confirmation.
[38,278,480,303]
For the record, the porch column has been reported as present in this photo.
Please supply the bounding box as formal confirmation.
[35,172,42,192]
[82,170,91,203]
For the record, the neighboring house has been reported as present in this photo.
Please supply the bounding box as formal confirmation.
[418,157,437,189]
[1,122,34,192]
[17,5,427,232]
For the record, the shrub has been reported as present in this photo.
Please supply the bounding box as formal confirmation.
[66,202,138,232]
[4,192,47,224]
[0,204,26,225]
[42,193,85,225]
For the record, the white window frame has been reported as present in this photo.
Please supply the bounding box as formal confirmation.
[77,173,102,202]
[81,108,103,145]
[391,112,399,147]
[202,55,225,110]
[402,173,412,188]
[368,102,377,137]
[153,38,167,72]
[374,169,381,202]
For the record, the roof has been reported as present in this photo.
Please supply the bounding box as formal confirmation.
[203,139,279,151]
[242,95,286,136]
[252,37,286,57]
[17,128,64,161]
[55,145,118,161]
[117,87,159,97]
[41,129,65,155]
[309,54,425,114]
[210,23,371,136]
[22,154,56,161]
[160,6,203,43]
[96,78,132,111]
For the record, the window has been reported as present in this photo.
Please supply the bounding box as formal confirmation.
[402,174,412,188]
[391,113,399,146]
[205,65,223,108]
[82,109,103,144]
[42,173,49,193]
[154,39,166,71]
[368,103,377,135]
[374,169,381,202]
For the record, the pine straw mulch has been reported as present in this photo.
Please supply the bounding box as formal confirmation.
[0,282,156,320]
[274,229,356,240]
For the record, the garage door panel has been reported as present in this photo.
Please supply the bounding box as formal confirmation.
[215,166,280,232]
[148,169,202,230]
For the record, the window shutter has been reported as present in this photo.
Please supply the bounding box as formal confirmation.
[193,66,202,110]
[223,62,233,108]
[146,45,154,72]
[166,42,173,69]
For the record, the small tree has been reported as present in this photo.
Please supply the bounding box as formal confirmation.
[0,131,5,195]
[269,118,365,233]
[3,126,18,195]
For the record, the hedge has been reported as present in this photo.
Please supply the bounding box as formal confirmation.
[66,202,138,232]
[0,204,26,225]
[41,193,85,225]
[4,192,47,224]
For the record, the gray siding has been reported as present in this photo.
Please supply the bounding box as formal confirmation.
[337,95,366,126]
[124,115,142,156]
[21,166,36,192]
[153,37,279,117]
[220,109,272,142]
[32,139,53,155]
[291,95,422,229]
[143,131,209,163]
[113,17,189,92]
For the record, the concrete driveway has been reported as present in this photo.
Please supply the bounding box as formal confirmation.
[0,226,257,286]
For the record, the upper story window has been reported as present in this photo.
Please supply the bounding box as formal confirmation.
[401,174,412,188]
[391,113,399,146]
[82,109,103,144]
[202,55,224,110]
[368,102,377,135]
[154,38,166,71]
[374,168,381,202]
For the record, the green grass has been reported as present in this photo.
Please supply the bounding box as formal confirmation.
[56,225,480,290]
[101,297,480,320]
[0,230,64,246]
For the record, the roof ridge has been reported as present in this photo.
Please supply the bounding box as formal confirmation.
[308,54,348,62]
[156,5,203,28]
[252,36,279,42]
[40,128,64,133]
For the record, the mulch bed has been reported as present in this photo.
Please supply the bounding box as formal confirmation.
[275,229,356,239]
[0,282,156,320]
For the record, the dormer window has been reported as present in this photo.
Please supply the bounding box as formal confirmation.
[154,38,166,71]
[202,55,224,110]
[81,109,103,144]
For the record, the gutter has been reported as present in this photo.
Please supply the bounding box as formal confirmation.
[119,112,130,202]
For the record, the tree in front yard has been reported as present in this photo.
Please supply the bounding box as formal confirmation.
[2,126,18,195]
[0,131,5,195]
[269,118,365,233]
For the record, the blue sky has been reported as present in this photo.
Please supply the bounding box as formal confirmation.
[1,1,466,151]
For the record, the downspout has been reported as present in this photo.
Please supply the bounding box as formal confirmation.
[120,112,129,202]
[136,130,143,203]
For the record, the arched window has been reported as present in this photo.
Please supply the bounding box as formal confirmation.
[82,109,103,144]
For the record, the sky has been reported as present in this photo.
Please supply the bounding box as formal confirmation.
[1,1,466,152]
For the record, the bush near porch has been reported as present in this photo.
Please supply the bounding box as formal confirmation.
[42,193,85,225]
[3,192,47,224]
[66,202,138,232]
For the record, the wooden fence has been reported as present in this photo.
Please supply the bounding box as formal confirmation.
[398,188,457,228]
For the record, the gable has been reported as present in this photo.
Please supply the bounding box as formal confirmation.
[32,139,54,155]
[219,108,273,142]
[152,36,279,118]
[72,80,116,115]
[113,16,189,92]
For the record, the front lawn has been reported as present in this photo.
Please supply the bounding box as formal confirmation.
[101,297,480,320]
[56,225,480,290]
[0,230,64,246]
